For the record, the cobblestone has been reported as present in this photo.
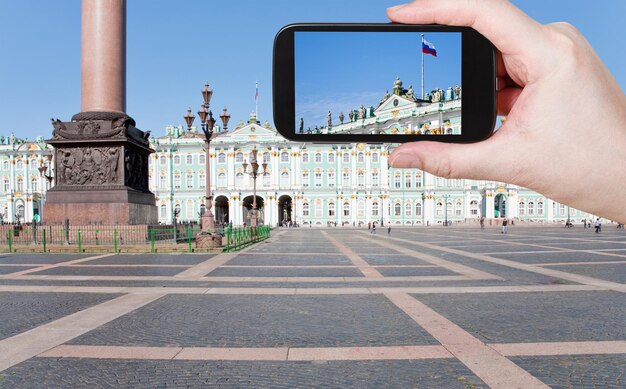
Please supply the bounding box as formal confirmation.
[542,263,626,284]
[68,294,438,347]
[0,292,120,340]
[0,254,91,265]
[85,254,213,266]
[206,267,365,277]
[28,266,188,277]
[229,254,352,266]
[0,358,486,388]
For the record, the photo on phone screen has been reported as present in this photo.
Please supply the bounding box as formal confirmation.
[294,31,462,136]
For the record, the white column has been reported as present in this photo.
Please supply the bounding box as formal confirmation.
[227,148,235,188]
[485,192,495,219]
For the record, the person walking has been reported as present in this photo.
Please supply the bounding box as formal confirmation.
[480,216,485,230]
[501,218,508,234]
[595,218,601,233]
[387,225,391,235]
[371,223,377,235]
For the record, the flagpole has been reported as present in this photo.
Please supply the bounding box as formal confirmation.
[421,34,425,100]
[255,81,259,118]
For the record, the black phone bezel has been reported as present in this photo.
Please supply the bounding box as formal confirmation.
[273,23,497,143]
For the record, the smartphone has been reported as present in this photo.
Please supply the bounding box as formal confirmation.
[273,23,496,143]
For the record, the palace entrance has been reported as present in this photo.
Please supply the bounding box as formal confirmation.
[495,193,506,218]
[242,195,264,226]
[214,195,229,225]
[278,195,293,226]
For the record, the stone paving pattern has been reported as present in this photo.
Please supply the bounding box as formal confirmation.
[0,226,624,387]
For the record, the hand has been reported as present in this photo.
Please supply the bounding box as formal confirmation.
[387,0,626,223]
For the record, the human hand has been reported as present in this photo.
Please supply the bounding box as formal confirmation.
[387,0,626,223]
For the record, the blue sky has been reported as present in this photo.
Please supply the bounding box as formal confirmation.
[0,0,624,140]
[295,31,460,129]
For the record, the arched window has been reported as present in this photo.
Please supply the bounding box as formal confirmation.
[394,173,401,188]
[160,175,167,188]
[342,172,350,187]
[455,200,463,216]
[315,153,322,163]
[186,200,194,219]
[470,200,478,216]
[528,201,535,215]
[357,172,365,188]
[302,153,309,163]
[218,153,226,163]
[31,178,38,192]
[343,202,350,216]
[302,171,310,187]
[328,170,335,187]
[314,172,322,187]
[160,204,167,218]
[559,203,566,216]
[186,155,193,165]
[280,171,290,187]
[174,203,181,217]
[372,202,379,217]
[235,152,244,163]
[357,201,365,218]
[235,172,244,187]
[328,153,335,163]
[263,152,270,163]
[343,153,350,163]
[405,172,412,189]
[436,202,443,217]
[357,152,364,163]
[416,202,422,216]
[405,202,412,217]
[186,173,193,188]
[315,199,322,217]
[519,201,526,216]
[159,156,166,165]
[30,158,37,167]
[174,174,181,189]
[372,172,379,187]
[16,203,24,220]
[3,179,9,192]
[217,173,226,188]
[371,153,379,163]
[538,201,544,216]
[394,202,401,216]
[281,151,289,162]
[303,202,310,217]
[173,155,180,165]
[262,174,271,187]
[415,172,422,188]
[328,202,335,217]
[199,154,205,165]
[198,173,205,188]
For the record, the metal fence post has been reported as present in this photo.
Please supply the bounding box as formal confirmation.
[7,229,12,252]
[187,226,192,253]
[77,229,82,253]
[42,229,47,253]
[150,228,155,253]
[113,228,118,253]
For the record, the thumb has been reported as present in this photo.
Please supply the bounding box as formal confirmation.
[388,131,521,182]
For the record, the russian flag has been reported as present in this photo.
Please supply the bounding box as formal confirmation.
[422,40,437,57]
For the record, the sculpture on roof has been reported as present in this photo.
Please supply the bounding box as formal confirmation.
[357,105,365,120]
[339,112,345,124]
[327,111,332,127]
[379,90,391,106]
[393,77,404,95]
[299,117,304,133]
[454,84,462,99]
[349,110,355,122]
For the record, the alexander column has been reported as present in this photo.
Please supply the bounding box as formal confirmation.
[44,0,157,225]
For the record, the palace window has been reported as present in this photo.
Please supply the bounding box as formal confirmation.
[218,153,226,163]
[302,153,309,163]
[538,201,544,216]
[30,158,37,167]
[263,152,270,163]
[315,199,322,217]
[281,152,289,162]
[174,174,181,189]
[160,156,166,166]
[160,204,166,218]
[235,173,244,187]
[173,155,180,165]
[16,160,23,170]
[328,153,335,163]
[372,172,379,187]
[416,202,422,216]
[315,153,322,163]
[328,202,335,217]
[559,203,566,216]
[235,152,244,163]
[371,153,379,163]
[456,201,463,217]
[174,204,181,218]
[280,172,290,187]
[528,201,535,215]
[470,200,478,216]
[394,173,401,189]
[357,201,365,218]
[394,203,401,216]
[160,175,167,188]
[262,174,271,187]
[315,172,322,187]
[186,200,194,219]
[357,152,364,163]
[405,172,412,189]
[357,172,365,188]
[415,173,422,188]
[16,203,24,220]
[186,173,193,188]
[343,153,349,163]
[372,202,379,217]
[186,155,193,165]
[303,202,310,217]
[31,178,37,192]
[405,202,412,217]
[519,201,526,216]
[198,174,205,188]
[199,154,205,164]
[302,172,309,187]
[343,202,350,217]
[436,202,443,217]
[342,172,350,187]
[328,171,335,187]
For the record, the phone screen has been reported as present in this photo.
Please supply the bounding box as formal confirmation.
[294,31,462,136]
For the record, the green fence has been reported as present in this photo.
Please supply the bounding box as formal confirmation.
[223,226,271,252]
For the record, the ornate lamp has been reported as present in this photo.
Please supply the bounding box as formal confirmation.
[220,107,231,131]
[201,82,213,107]
[184,108,195,130]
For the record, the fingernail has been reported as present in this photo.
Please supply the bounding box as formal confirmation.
[389,151,419,168]
[387,3,408,12]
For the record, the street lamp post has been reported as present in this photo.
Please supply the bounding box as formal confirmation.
[443,194,449,226]
[184,82,230,234]
[243,146,268,228]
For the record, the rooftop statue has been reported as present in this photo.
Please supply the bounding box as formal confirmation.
[406,85,416,101]
[299,117,304,133]
[327,111,332,127]
[339,112,345,124]
[357,106,365,120]
[454,84,462,99]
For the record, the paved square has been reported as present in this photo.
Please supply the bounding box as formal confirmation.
[0,227,624,387]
